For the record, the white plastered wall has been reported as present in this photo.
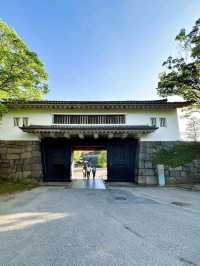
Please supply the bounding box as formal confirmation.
[0,108,181,141]
[126,109,180,141]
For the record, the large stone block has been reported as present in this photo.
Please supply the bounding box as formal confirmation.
[21,152,32,159]
[31,164,42,171]
[0,140,42,181]
[8,154,20,160]
[138,176,146,184]
[144,161,153,169]
[146,176,157,185]
[138,160,145,169]
[0,147,7,154]
[23,171,32,178]
[7,148,22,154]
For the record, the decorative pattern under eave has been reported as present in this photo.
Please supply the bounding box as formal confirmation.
[20,125,157,139]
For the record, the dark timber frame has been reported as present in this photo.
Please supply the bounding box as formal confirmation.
[41,138,138,183]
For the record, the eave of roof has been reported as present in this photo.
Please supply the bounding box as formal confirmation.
[21,125,157,131]
[20,124,157,138]
[2,99,190,109]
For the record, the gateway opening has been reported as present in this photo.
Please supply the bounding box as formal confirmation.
[71,148,107,181]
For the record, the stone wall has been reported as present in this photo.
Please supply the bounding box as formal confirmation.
[1,140,199,185]
[136,141,200,185]
[0,141,43,182]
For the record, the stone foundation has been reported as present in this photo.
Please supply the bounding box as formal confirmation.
[136,141,200,185]
[0,141,43,181]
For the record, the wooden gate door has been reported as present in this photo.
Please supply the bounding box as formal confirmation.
[42,139,71,182]
[107,139,137,182]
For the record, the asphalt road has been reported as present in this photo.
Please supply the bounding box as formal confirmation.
[0,186,200,266]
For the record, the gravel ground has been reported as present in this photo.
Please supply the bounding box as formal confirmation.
[0,186,200,266]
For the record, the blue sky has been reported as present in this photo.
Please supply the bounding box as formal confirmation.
[1,0,200,100]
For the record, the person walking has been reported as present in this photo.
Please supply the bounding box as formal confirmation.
[86,165,91,180]
[82,161,87,178]
[92,166,96,180]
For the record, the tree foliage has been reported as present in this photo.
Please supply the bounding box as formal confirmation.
[181,107,200,141]
[0,20,48,101]
[98,151,107,168]
[153,142,200,168]
[157,18,200,103]
[73,151,82,163]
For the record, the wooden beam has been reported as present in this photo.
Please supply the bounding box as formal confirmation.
[49,132,56,138]
[78,133,84,139]
[93,133,99,139]
[64,132,70,139]
[108,133,114,139]
[121,133,128,139]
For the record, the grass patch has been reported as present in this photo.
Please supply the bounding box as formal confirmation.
[0,180,38,195]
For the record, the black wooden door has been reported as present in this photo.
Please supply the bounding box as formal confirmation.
[107,139,137,182]
[42,140,71,182]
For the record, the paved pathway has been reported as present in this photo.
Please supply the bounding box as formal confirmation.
[68,179,106,189]
[0,186,200,266]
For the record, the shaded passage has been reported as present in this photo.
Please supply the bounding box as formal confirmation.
[67,179,106,189]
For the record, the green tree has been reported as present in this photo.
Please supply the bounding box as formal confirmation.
[73,151,82,163]
[98,151,107,168]
[0,20,48,102]
[153,142,200,168]
[155,18,200,168]
[157,18,200,104]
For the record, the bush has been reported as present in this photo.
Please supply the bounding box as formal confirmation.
[153,142,200,168]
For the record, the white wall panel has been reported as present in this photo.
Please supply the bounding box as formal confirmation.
[0,108,180,141]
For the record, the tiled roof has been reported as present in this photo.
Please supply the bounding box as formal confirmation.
[2,99,190,109]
